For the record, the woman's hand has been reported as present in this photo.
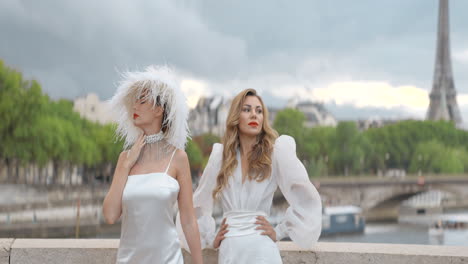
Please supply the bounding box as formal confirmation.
[213,218,229,249]
[255,215,276,242]
[123,134,146,170]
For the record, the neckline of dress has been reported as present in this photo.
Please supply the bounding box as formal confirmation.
[127,172,179,186]
[236,149,249,184]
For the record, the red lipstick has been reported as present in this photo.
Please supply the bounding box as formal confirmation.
[248,121,258,127]
[133,113,139,119]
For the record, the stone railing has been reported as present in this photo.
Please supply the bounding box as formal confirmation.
[1,239,468,264]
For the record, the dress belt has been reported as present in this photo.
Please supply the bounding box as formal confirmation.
[223,210,267,237]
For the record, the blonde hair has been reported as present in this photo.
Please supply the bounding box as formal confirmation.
[212,89,278,199]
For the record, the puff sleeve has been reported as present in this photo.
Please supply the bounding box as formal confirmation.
[273,135,322,249]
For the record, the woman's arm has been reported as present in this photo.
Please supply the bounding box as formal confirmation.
[273,135,322,249]
[176,150,203,264]
[176,143,222,251]
[102,134,145,224]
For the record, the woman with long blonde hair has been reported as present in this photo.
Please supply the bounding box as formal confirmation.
[178,89,322,263]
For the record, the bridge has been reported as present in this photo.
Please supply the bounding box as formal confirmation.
[311,177,468,221]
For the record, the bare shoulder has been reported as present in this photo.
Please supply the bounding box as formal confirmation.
[173,149,189,171]
[172,149,190,182]
[174,148,189,163]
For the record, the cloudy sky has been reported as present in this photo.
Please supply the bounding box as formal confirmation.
[2,0,468,120]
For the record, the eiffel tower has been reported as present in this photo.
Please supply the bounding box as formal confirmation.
[426,0,462,124]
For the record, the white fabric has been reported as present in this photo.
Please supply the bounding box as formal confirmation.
[108,65,190,150]
[177,135,322,263]
[117,151,183,264]
[223,211,266,237]
[219,233,282,264]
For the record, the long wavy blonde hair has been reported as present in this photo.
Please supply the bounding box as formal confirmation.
[212,89,278,199]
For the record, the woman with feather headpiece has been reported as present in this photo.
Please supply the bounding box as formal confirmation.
[103,66,202,264]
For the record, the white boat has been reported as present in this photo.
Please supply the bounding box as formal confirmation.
[428,215,468,245]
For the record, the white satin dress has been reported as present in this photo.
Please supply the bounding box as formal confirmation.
[177,135,322,264]
[116,150,183,264]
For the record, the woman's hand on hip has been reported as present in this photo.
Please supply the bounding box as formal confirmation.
[255,215,277,242]
[213,218,229,249]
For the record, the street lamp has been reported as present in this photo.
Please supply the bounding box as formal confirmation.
[324,155,328,177]
[418,154,422,177]
[385,152,390,173]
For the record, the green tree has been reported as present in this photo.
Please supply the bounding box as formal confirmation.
[186,139,203,177]
[0,59,122,185]
[409,140,468,174]
[273,108,309,164]
[331,122,365,176]
[273,108,306,141]
[192,133,221,157]
[303,126,335,177]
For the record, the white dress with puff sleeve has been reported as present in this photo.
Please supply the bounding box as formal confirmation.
[178,135,322,264]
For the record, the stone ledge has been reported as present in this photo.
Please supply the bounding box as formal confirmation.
[6,239,468,264]
[0,239,14,264]
[11,239,118,264]
[304,242,468,264]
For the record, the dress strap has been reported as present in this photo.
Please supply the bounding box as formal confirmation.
[165,149,178,174]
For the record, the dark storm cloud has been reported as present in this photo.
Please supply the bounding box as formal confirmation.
[0,0,248,99]
[1,0,468,119]
[191,0,468,90]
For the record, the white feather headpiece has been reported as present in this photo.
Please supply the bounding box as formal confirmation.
[108,65,190,150]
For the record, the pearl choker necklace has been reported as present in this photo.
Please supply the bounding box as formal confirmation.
[145,131,164,144]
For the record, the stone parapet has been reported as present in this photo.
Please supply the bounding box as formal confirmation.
[1,239,467,264]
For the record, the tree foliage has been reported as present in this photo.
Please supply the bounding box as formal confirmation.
[0,60,123,184]
[273,107,468,177]
[3,59,468,181]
